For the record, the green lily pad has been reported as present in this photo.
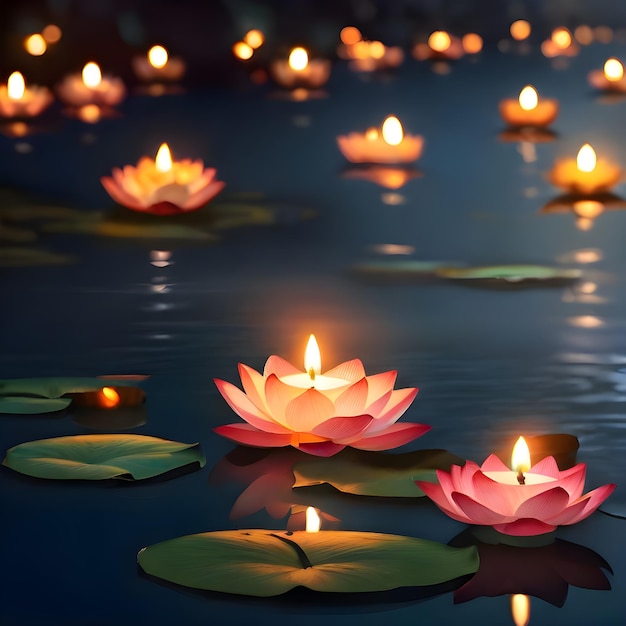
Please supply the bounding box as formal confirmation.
[352,260,453,281]
[138,529,479,597]
[436,264,581,284]
[293,448,465,497]
[3,434,205,480]
[0,247,75,267]
[0,396,72,414]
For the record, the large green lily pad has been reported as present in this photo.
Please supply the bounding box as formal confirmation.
[0,396,72,414]
[352,260,452,281]
[436,264,581,285]
[3,434,205,480]
[138,529,479,596]
[293,448,465,497]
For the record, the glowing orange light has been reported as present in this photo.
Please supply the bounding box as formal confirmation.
[25,34,47,56]
[42,24,62,44]
[552,27,572,49]
[233,41,253,60]
[155,143,173,172]
[577,144,596,172]
[511,594,530,626]
[369,41,385,59]
[365,127,379,141]
[340,26,362,46]
[428,31,452,52]
[78,104,101,124]
[510,20,531,41]
[306,506,321,532]
[511,436,531,475]
[518,85,538,110]
[462,33,483,54]
[594,26,613,44]
[569,315,604,328]
[148,45,168,69]
[99,387,121,409]
[244,29,264,49]
[7,72,25,100]
[574,25,594,45]
[382,116,403,145]
[82,62,102,88]
[304,334,321,379]
[604,58,624,81]
[288,47,308,71]
[573,200,604,219]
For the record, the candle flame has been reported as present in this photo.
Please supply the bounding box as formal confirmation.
[99,386,121,409]
[510,20,531,41]
[304,334,321,380]
[148,45,168,69]
[518,85,538,111]
[382,115,403,146]
[155,143,173,172]
[7,72,25,100]
[288,47,309,71]
[511,594,530,626]
[244,30,264,49]
[511,436,531,475]
[233,41,254,60]
[24,34,47,56]
[82,62,102,88]
[604,58,624,81]
[577,144,597,172]
[306,506,321,533]
[428,31,451,52]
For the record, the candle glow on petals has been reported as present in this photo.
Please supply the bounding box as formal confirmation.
[511,436,531,475]
[511,594,531,626]
[7,72,25,100]
[148,45,168,69]
[82,62,102,88]
[289,47,309,71]
[604,58,624,81]
[428,31,451,52]
[382,116,403,146]
[518,85,538,111]
[155,143,173,173]
[305,507,321,533]
[304,334,322,379]
[577,144,597,172]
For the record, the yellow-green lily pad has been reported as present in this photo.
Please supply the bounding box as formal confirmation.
[293,448,465,497]
[436,264,581,285]
[3,434,205,480]
[0,396,72,414]
[138,529,479,597]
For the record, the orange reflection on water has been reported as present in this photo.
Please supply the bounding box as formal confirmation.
[373,244,415,256]
[568,315,604,328]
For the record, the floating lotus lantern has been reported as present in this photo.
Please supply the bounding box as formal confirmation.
[337,115,424,164]
[338,30,404,73]
[214,334,429,457]
[132,45,186,83]
[499,85,559,128]
[413,31,464,61]
[541,27,579,58]
[588,58,626,93]
[548,143,621,195]
[0,71,53,118]
[101,143,225,215]
[270,47,331,90]
[56,62,125,108]
[417,436,615,536]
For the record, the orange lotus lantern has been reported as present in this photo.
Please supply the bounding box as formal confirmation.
[0,71,53,118]
[337,115,424,164]
[57,62,125,108]
[548,143,621,195]
[270,47,331,90]
[101,142,225,215]
[588,58,626,92]
[133,45,186,83]
[499,85,559,128]
[214,334,429,457]
[541,27,579,58]
[413,31,464,61]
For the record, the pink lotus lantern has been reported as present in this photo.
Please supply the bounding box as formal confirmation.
[0,72,53,118]
[417,437,615,536]
[132,45,186,83]
[214,334,429,457]
[101,143,225,215]
[56,62,125,107]
[270,47,331,90]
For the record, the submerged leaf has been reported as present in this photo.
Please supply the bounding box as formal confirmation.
[293,448,465,497]
[138,529,479,597]
[3,434,205,480]
[436,264,581,284]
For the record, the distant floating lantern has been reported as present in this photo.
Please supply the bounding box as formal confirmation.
[541,27,579,58]
[413,31,464,61]
[510,20,531,41]
[133,45,186,83]
[462,33,483,54]
[0,71,53,118]
[57,62,125,108]
[342,37,404,72]
[270,46,331,90]
[499,85,559,128]
[24,34,47,56]
[588,58,626,92]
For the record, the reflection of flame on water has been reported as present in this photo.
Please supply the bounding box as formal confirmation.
[77,104,101,124]
[511,594,530,626]
[150,250,173,267]
[372,243,415,256]
[99,387,121,409]
[568,315,604,328]
[381,192,406,205]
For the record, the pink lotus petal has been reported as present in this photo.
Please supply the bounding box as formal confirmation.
[455,462,483,499]
[364,389,393,418]
[183,180,225,209]
[101,176,144,210]
[264,355,302,377]
[311,414,373,440]
[350,422,431,451]
[297,441,347,457]
[364,370,398,405]
[264,374,305,428]
[284,388,335,431]
[529,456,561,479]
[238,363,268,413]
[369,387,419,431]
[471,471,527,516]
[214,378,290,434]
[324,359,366,382]
[213,423,293,448]
[452,492,511,526]
[334,378,369,416]
[514,487,570,519]
[418,479,471,522]
[187,168,217,194]
[480,454,511,473]
[564,483,617,524]
[553,464,587,501]
[230,473,295,519]
[493,518,557,536]
[543,498,591,526]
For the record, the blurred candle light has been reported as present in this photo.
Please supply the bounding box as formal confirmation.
[0,71,53,118]
[510,20,531,41]
[338,115,424,164]
[340,26,362,46]
[462,33,483,54]
[542,27,578,58]
[414,31,464,61]
[24,34,46,56]
[306,507,321,533]
[574,25,594,45]
[577,144,596,172]
[8,72,25,100]
[233,41,254,60]
[270,47,330,90]
[57,62,125,108]
[244,30,264,49]
[82,62,101,88]
[42,24,62,44]
[149,45,168,69]
[588,58,626,92]
[429,31,451,52]
[289,47,308,71]
[511,594,531,626]
[134,45,186,83]
[499,85,559,128]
